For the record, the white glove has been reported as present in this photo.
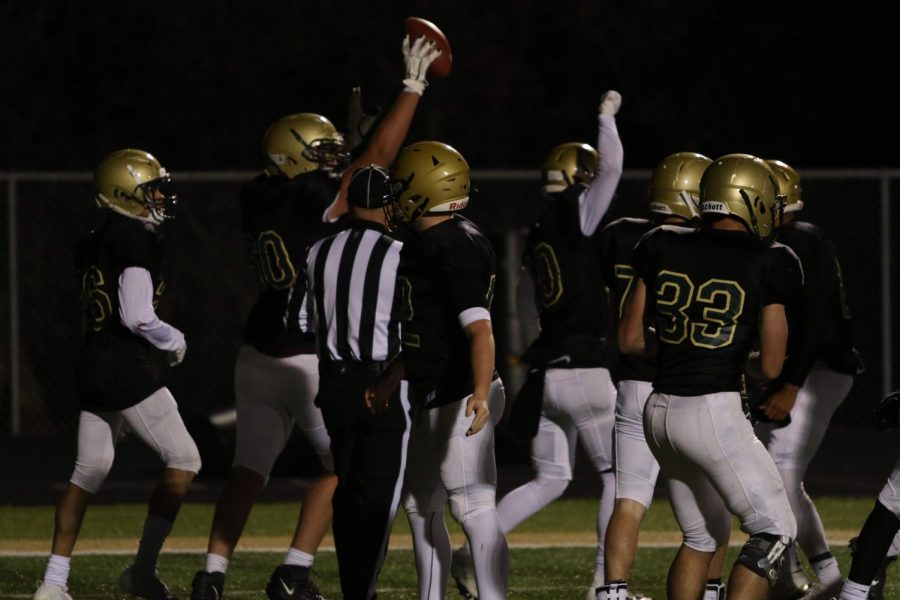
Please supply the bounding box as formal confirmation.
[402,34,441,96]
[599,90,622,116]
[167,342,187,367]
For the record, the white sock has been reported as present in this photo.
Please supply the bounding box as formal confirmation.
[461,509,509,600]
[43,554,71,587]
[133,516,173,572]
[840,579,871,600]
[284,548,314,568]
[205,553,229,574]
[595,470,616,582]
[811,553,842,585]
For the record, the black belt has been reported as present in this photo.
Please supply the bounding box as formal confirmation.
[319,360,388,376]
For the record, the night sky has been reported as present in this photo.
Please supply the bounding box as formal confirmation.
[1,1,895,171]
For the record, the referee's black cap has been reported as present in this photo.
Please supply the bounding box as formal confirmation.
[347,165,393,209]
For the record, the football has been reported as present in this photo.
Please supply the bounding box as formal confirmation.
[404,16,453,79]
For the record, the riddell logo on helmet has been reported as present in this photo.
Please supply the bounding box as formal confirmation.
[448,199,468,210]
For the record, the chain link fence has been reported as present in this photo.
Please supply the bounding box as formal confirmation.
[1,170,897,438]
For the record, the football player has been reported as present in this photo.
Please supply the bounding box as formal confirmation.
[33,150,200,600]
[368,141,508,600]
[841,391,900,600]
[451,90,624,600]
[599,152,731,600]
[619,154,801,600]
[753,160,863,599]
[190,34,442,600]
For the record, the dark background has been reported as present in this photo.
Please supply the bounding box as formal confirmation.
[1,1,896,171]
[1,1,899,500]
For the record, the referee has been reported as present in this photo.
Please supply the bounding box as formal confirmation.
[299,165,408,600]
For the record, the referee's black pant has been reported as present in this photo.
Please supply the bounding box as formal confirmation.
[316,361,410,600]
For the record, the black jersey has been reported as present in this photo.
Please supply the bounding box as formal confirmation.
[75,212,167,411]
[397,215,497,407]
[521,185,609,368]
[599,217,659,383]
[633,226,802,396]
[775,220,861,382]
[241,171,342,357]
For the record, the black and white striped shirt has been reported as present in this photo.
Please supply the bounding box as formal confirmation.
[302,220,402,363]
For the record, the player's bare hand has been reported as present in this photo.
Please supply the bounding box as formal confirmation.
[465,393,490,436]
[759,383,799,421]
[364,384,390,414]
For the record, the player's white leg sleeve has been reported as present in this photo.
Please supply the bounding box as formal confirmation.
[123,387,201,474]
[460,508,509,600]
[594,469,616,581]
[406,509,451,600]
[70,410,122,494]
[403,402,451,599]
[496,414,571,533]
[778,468,831,558]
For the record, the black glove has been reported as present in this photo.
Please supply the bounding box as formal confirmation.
[870,390,900,430]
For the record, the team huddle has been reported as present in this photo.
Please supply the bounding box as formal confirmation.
[28,28,900,600]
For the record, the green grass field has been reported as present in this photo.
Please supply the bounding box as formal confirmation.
[0,497,893,599]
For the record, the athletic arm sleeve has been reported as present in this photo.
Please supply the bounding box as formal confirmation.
[441,243,495,328]
[118,267,185,351]
[578,114,624,236]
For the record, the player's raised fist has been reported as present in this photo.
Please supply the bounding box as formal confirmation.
[599,90,622,116]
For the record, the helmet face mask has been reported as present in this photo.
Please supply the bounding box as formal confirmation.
[388,141,470,225]
[541,142,598,195]
[699,154,783,241]
[265,113,351,178]
[94,149,176,225]
[765,159,803,218]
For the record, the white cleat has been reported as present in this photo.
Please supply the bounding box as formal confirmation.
[450,546,479,599]
[117,564,177,600]
[33,582,73,600]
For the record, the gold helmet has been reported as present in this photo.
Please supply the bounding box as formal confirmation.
[649,152,712,220]
[94,149,175,224]
[699,153,783,240]
[766,159,803,213]
[540,142,598,194]
[389,141,470,224]
[262,113,350,178]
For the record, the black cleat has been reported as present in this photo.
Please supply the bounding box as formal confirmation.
[266,565,326,600]
[190,570,224,600]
